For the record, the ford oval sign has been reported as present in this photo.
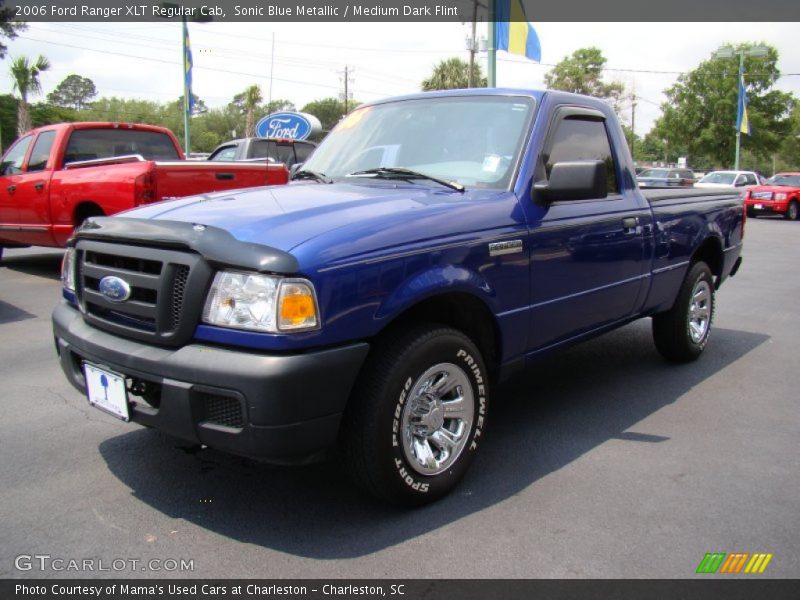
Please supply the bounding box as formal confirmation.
[255,112,321,141]
[98,276,132,303]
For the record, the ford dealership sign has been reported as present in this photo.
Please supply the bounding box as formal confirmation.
[255,112,321,140]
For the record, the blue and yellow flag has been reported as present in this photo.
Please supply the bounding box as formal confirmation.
[183,20,194,115]
[736,65,750,136]
[495,0,541,62]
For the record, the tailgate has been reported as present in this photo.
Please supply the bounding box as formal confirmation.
[153,161,289,200]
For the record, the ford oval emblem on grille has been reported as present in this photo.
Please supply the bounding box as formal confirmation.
[98,276,132,302]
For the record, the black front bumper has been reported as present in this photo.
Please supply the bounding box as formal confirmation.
[53,302,369,463]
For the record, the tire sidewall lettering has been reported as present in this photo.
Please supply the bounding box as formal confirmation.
[389,342,486,495]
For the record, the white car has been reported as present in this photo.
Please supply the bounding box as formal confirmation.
[695,170,763,189]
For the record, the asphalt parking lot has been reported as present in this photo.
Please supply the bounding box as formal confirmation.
[0,216,798,579]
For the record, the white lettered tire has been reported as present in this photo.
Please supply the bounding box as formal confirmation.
[340,324,489,506]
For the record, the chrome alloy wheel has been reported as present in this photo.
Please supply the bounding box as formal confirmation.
[401,363,474,476]
[688,279,712,343]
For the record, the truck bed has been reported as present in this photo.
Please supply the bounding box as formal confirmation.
[642,188,742,202]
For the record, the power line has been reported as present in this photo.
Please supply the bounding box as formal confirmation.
[40,23,424,86]
[15,35,393,98]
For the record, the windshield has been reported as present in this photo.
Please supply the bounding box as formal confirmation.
[765,174,800,187]
[699,172,736,184]
[302,95,534,189]
[639,169,668,178]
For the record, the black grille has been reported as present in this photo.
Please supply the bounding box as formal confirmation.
[202,394,244,429]
[74,240,209,347]
[170,265,190,329]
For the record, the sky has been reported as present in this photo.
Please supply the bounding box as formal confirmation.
[1,21,799,138]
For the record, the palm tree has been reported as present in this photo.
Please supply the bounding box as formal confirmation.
[242,85,262,137]
[9,55,51,135]
[421,58,486,91]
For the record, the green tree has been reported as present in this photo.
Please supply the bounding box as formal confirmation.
[0,93,17,151]
[656,43,795,169]
[9,55,50,135]
[30,102,78,127]
[232,85,263,137]
[0,3,26,59]
[264,99,295,114]
[544,47,625,105]
[776,103,800,172]
[421,57,486,91]
[301,97,354,132]
[47,74,97,110]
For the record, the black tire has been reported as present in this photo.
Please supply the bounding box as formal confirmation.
[746,207,756,218]
[340,324,489,506]
[785,200,799,221]
[652,262,715,363]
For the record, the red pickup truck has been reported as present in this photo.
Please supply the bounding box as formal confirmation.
[0,122,289,253]
[744,172,800,220]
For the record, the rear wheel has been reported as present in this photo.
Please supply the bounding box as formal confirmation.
[340,324,489,506]
[746,207,756,218]
[652,262,715,363]
[785,200,799,221]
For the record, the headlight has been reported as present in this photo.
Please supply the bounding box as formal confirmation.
[775,193,787,201]
[61,247,76,292]
[202,271,319,333]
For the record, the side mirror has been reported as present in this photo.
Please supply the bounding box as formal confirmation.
[289,162,304,179]
[735,180,746,187]
[534,160,607,203]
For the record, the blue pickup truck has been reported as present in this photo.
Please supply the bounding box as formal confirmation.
[53,89,744,505]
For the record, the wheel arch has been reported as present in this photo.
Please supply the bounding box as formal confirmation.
[73,201,105,227]
[691,235,724,288]
[376,289,503,380]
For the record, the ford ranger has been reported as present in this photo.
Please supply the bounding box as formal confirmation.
[52,89,744,505]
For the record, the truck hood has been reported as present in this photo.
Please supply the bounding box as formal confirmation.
[122,181,504,254]
[749,185,800,194]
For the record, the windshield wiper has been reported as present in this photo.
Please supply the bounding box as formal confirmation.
[348,167,465,192]
[292,169,333,184]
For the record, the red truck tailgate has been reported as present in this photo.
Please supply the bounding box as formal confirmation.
[153,161,288,200]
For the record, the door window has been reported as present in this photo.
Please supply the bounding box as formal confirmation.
[27,130,57,172]
[544,117,619,194]
[209,146,237,161]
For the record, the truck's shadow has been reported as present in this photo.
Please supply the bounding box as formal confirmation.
[1,251,63,281]
[99,322,767,558]
[0,299,36,324]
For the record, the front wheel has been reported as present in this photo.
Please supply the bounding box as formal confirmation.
[340,325,489,506]
[652,262,715,363]
[785,200,799,221]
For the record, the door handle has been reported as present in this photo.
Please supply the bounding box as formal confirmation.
[34,182,45,191]
[6,184,15,193]
[622,217,640,234]
[215,172,235,181]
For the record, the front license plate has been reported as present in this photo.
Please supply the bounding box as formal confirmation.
[84,363,130,421]
[755,203,763,209]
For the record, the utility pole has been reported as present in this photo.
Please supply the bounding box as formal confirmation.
[487,0,496,87]
[467,0,478,87]
[268,32,275,108]
[339,66,354,113]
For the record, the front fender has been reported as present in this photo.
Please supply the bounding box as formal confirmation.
[375,265,497,323]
